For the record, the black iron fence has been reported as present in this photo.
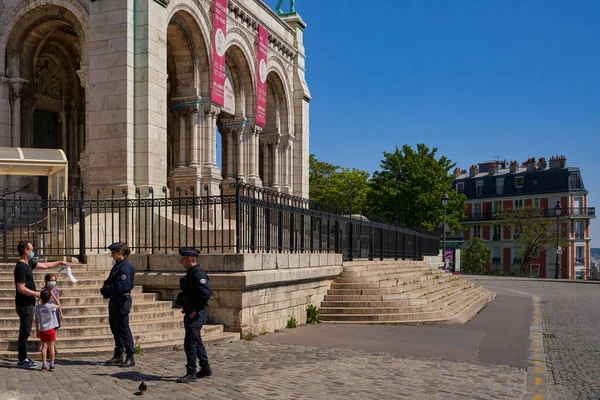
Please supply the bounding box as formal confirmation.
[1,183,439,262]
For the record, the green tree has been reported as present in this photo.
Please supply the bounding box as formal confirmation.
[462,237,490,275]
[368,144,466,231]
[309,154,370,214]
[501,206,569,274]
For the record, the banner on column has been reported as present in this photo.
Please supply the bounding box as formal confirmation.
[211,0,228,106]
[255,24,268,128]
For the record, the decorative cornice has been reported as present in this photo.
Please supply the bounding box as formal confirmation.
[76,68,89,90]
[154,0,170,7]
[203,103,221,117]
[8,78,28,99]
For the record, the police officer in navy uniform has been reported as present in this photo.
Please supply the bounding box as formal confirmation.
[176,248,212,383]
[100,242,136,367]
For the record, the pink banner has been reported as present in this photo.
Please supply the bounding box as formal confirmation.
[211,0,228,106]
[255,25,268,127]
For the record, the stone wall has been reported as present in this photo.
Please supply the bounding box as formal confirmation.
[86,252,343,334]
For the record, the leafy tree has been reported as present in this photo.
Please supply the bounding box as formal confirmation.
[501,206,569,273]
[462,237,490,275]
[309,154,370,214]
[368,144,466,231]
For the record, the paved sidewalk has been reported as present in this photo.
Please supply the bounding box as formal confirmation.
[0,280,542,400]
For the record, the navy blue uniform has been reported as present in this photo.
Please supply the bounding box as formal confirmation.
[176,265,211,375]
[101,258,135,357]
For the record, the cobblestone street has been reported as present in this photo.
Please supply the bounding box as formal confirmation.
[470,278,600,400]
[0,340,525,400]
[3,278,600,399]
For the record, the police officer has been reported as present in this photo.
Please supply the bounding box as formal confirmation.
[175,248,212,383]
[100,242,136,367]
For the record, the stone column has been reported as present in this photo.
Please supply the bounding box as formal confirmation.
[9,78,27,148]
[282,141,291,193]
[263,143,271,187]
[202,103,222,194]
[272,140,280,190]
[246,125,262,186]
[188,105,199,167]
[237,128,245,181]
[226,129,235,180]
[178,111,186,168]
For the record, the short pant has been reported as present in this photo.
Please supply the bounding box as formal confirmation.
[39,328,56,342]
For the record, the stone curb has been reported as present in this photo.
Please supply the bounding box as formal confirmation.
[522,295,549,400]
[466,275,600,284]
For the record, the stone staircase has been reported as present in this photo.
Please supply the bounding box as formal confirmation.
[320,260,496,324]
[0,262,239,359]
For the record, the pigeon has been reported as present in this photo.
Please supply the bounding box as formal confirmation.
[138,381,147,395]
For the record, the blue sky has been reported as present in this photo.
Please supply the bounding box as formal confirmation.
[264,0,600,244]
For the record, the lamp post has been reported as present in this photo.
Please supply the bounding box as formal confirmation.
[554,201,562,279]
[442,192,449,268]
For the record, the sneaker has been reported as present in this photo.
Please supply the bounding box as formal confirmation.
[176,374,197,384]
[17,359,37,369]
[49,363,55,372]
[41,363,48,371]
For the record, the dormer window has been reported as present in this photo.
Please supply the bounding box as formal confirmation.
[476,180,483,196]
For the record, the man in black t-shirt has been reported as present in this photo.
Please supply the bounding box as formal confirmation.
[14,241,68,368]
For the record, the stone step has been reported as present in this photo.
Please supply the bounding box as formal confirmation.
[340,264,434,276]
[29,270,116,280]
[0,300,174,318]
[320,287,491,323]
[0,317,185,341]
[335,268,442,283]
[0,263,109,273]
[341,260,423,268]
[0,293,158,307]
[0,285,144,298]
[417,281,474,302]
[330,273,452,290]
[0,278,107,289]
[326,275,459,296]
[320,286,485,315]
[0,326,240,357]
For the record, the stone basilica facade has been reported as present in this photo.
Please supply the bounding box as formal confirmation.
[0,0,310,198]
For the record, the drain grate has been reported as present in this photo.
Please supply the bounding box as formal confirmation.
[543,333,556,339]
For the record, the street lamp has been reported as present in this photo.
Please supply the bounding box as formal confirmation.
[554,200,562,279]
[442,192,449,268]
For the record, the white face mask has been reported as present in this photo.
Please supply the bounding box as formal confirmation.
[47,281,57,289]
[28,251,35,260]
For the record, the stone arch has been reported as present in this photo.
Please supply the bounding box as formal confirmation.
[224,42,255,119]
[1,1,87,194]
[1,0,88,75]
[265,62,292,134]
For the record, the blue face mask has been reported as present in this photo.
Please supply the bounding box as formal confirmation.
[47,281,57,289]
[28,251,35,260]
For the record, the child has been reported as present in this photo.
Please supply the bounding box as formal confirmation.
[42,274,63,328]
[34,289,60,371]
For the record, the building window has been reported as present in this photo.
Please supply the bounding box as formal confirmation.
[493,200,502,214]
[492,246,501,264]
[513,225,522,239]
[575,220,584,239]
[513,248,523,265]
[473,203,482,219]
[473,225,481,238]
[496,178,504,195]
[533,178,538,187]
[514,199,524,209]
[570,173,583,189]
[456,182,464,193]
[476,180,484,196]
[515,176,524,187]
[493,225,502,241]
[533,198,540,208]
[575,246,585,265]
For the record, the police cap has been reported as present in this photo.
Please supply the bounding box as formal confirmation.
[179,247,200,257]
[107,242,127,252]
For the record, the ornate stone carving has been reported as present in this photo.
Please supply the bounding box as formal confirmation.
[35,60,62,98]
[203,103,221,118]
[76,68,89,90]
[8,78,28,100]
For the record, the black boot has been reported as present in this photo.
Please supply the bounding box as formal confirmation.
[105,349,123,366]
[176,374,197,383]
[120,355,135,367]
[196,364,212,378]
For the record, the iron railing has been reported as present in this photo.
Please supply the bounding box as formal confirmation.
[1,183,440,262]
[461,207,596,222]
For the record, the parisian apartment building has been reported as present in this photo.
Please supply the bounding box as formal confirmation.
[454,156,595,279]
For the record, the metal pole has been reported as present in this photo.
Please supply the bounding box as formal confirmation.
[554,214,560,279]
[442,208,447,267]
